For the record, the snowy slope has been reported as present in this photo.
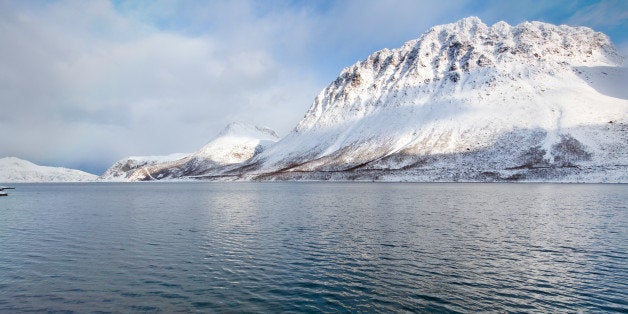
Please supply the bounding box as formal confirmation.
[120,122,279,181]
[98,153,189,181]
[192,122,279,164]
[0,157,97,182]
[224,17,627,182]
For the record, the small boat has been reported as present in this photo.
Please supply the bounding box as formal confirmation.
[0,186,15,196]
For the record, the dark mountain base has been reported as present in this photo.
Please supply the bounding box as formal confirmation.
[249,165,626,182]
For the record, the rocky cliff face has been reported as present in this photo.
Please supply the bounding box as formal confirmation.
[228,17,627,182]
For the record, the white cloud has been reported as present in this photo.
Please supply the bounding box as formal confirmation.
[567,0,628,28]
[0,0,319,173]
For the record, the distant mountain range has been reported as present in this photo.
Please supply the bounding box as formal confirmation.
[4,17,626,183]
[0,157,96,183]
[100,122,279,181]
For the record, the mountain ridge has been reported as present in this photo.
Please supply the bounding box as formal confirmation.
[100,122,279,181]
[100,17,628,182]
[98,153,190,181]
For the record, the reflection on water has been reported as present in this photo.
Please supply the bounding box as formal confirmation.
[0,182,626,312]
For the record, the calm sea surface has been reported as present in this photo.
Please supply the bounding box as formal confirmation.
[0,182,626,312]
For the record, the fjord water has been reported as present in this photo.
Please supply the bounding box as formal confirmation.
[0,183,626,312]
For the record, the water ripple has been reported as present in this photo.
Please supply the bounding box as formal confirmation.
[0,182,626,312]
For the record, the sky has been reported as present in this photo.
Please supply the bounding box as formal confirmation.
[1,0,626,174]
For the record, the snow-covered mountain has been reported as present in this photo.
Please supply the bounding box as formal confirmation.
[103,122,279,181]
[217,17,626,182]
[0,157,97,182]
[98,153,189,181]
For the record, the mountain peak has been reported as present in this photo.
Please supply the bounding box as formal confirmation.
[218,122,279,140]
[295,17,622,132]
[200,122,279,160]
[0,156,33,165]
[444,16,485,31]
